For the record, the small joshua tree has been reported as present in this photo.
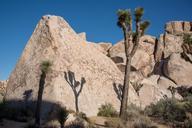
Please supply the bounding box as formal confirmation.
[64,71,86,113]
[167,86,176,99]
[35,61,52,128]
[117,7,150,119]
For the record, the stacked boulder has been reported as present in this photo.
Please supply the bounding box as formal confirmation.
[0,80,8,101]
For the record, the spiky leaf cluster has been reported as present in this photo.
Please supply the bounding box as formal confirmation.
[40,60,52,73]
[183,34,192,44]
[134,7,144,22]
[117,9,131,28]
[140,21,150,35]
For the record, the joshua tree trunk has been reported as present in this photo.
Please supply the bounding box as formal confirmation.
[119,26,132,119]
[35,72,46,128]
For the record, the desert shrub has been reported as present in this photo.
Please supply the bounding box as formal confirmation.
[65,121,85,128]
[75,112,89,123]
[104,118,126,128]
[97,103,118,117]
[183,34,192,44]
[184,118,192,128]
[0,100,33,122]
[124,104,142,121]
[133,117,156,128]
[145,98,187,122]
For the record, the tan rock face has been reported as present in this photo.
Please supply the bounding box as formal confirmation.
[78,32,86,40]
[154,34,164,62]
[163,53,192,86]
[0,80,8,94]
[0,80,8,101]
[5,15,139,117]
[98,42,112,54]
[165,21,192,35]
[163,33,183,58]
[139,75,181,108]
[109,35,156,77]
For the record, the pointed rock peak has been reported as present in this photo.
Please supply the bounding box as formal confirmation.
[5,15,140,117]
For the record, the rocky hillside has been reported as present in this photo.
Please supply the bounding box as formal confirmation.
[2,15,192,117]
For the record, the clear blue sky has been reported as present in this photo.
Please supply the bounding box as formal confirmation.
[0,0,191,80]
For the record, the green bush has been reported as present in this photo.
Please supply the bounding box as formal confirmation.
[97,103,118,117]
[133,117,156,128]
[124,104,142,121]
[183,34,192,44]
[105,118,126,128]
[145,98,187,122]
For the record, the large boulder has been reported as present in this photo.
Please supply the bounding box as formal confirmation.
[98,42,112,55]
[109,35,156,77]
[163,53,192,86]
[5,15,139,117]
[0,80,8,101]
[138,75,181,108]
[163,33,183,58]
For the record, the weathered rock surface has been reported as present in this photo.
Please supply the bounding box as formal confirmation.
[78,32,86,40]
[5,15,139,117]
[0,80,8,101]
[0,80,8,94]
[98,42,112,55]
[163,53,192,86]
[139,75,181,108]
[153,21,192,88]
[165,21,192,35]
[108,35,156,77]
[163,33,183,58]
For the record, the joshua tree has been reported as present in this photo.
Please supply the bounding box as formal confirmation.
[64,71,86,113]
[35,61,52,128]
[167,86,176,99]
[117,7,150,119]
[57,106,69,128]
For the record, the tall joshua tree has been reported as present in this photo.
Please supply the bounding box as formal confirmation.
[35,61,52,128]
[117,7,150,119]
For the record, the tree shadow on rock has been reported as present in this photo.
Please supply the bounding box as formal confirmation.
[64,71,86,113]
[113,83,123,101]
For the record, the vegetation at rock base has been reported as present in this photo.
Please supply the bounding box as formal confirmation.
[117,7,150,120]
[97,103,118,117]
[145,97,192,127]
[98,103,156,128]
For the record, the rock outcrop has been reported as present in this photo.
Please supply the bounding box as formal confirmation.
[154,21,192,87]
[163,53,192,86]
[5,15,139,117]
[0,80,8,101]
[108,35,157,77]
[139,75,181,108]
[165,21,192,35]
